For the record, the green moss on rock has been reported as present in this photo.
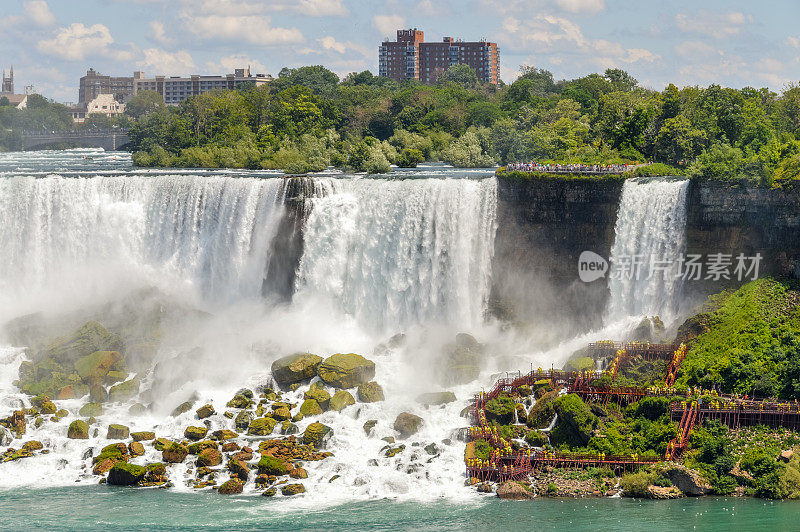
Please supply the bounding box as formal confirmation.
[107,462,146,486]
[247,417,277,436]
[356,381,384,403]
[67,419,89,439]
[329,390,355,412]
[271,353,323,386]
[317,353,376,389]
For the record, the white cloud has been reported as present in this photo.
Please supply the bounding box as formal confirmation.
[373,14,406,36]
[499,15,658,68]
[555,0,605,14]
[147,21,174,45]
[675,11,751,40]
[675,40,718,60]
[785,36,800,49]
[188,0,345,17]
[36,23,115,61]
[417,0,450,17]
[24,1,55,27]
[205,54,269,75]
[182,13,304,45]
[318,36,371,57]
[138,48,196,75]
[295,0,348,16]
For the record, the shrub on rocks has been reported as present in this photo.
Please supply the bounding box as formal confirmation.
[329,390,355,412]
[107,462,146,486]
[67,419,89,439]
[484,395,515,424]
[393,412,423,439]
[317,354,376,389]
[106,424,130,439]
[271,353,323,386]
[357,382,384,403]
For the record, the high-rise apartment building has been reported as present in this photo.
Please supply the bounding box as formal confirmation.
[379,29,499,84]
[79,68,135,104]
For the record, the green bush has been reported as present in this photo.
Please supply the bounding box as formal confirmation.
[484,395,516,425]
[473,439,491,460]
[396,148,425,168]
[620,470,655,497]
[525,429,548,447]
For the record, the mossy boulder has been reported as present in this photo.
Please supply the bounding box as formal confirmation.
[31,394,57,415]
[363,420,377,435]
[67,419,89,439]
[162,441,189,463]
[171,401,194,417]
[95,443,129,464]
[22,440,43,451]
[234,410,254,431]
[108,378,140,402]
[105,370,127,385]
[211,429,238,441]
[281,483,306,496]
[187,440,218,454]
[317,354,376,389]
[416,391,457,406]
[439,334,484,385]
[106,424,130,439]
[184,426,208,441]
[131,431,155,442]
[195,404,215,419]
[89,384,108,403]
[303,384,331,410]
[329,390,355,412]
[79,402,104,418]
[257,455,289,476]
[563,356,595,373]
[299,399,323,417]
[290,467,308,479]
[247,417,277,436]
[549,394,598,448]
[272,406,291,421]
[218,478,244,494]
[107,462,146,486]
[226,394,251,409]
[74,350,123,384]
[39,321,123,367]
[128,441,145,457]
[196,448,223,467]
[527,390,558,429]
[357,381,384,403]
[302,422,332,448]
[271,353,323,386]
[280,421,299,435]
[393,412,423,439]
[228,458,250,480]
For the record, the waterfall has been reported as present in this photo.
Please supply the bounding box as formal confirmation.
[0,174,291,312]
[296,177,498,333]
[606,178,689,322]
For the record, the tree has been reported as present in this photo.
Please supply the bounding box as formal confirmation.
[271,65,339,96]
[605,68,638,92]
[0,96,9,107]
[396,148,424,167]
[518,66,557,94]
[437,64,478,88]
[654,115,707,165]
[125,90,165,119]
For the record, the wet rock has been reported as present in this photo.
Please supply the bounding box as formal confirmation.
[105,370,127,385]
[226,395,251,409]
[329,390,355,412]
[211,429,239,441]
[162,442,189,463]
[31,394,57,415]
[780,450,794,463]
[89,385,108,403]
[303,385,331,410]
[197,448,223,467]
[221,441,239,453]
[373,333,406,355]
[385,445,405,458]
[94,443,129,464]
[171,401,194,417]
[234,411,254,432]
[22,440,43,452]
[393,412,423,439]
[247,418,277,436]
[262,487,277,497]
[271,353,323,386]
[153,438,170,451]
[106,424,130,439]
[662,464,712,496]
[496,481,534,500]
[424,443,439,455]
[128,403,147,416]
[280,421,299,435]
[439,334,484,385]
[0,427,13,446]
[647,485,683,499]
[128,442,145,457]
[363,420,377,436]
[108,378,140,402]
[281,483,305,496]
[300,399,323,417]
[40,321,122,367]
[228,458,250,481]
[184,426,209,441]
[290,467,308,479]
[477,482,492,493]
[187,440,218,454]
[79,402,104,418]
[236,388,254,399]
[108,462,146,486]
[131,431,155,442]
[302,422,332,448]
[258,455,289,476]
[67,419,89,439]
[74,350,123,384]
[196,404,215,419]
[317,354,376,389]
[217,478,244,495]
[416,392,457,406]
[357,382,385,403]
[92,457,116,475]
[272,406,291,421]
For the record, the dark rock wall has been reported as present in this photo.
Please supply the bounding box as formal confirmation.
[492,176,800,335]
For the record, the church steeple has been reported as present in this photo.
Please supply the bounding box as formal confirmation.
[1,66,13,94]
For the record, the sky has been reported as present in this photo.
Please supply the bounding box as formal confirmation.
[1,0,799,103]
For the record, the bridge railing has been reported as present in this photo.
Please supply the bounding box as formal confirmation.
[21,129,129,137]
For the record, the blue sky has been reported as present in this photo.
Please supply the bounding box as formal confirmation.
[1,0,799,103]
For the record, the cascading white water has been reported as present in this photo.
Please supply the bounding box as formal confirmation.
[606,178,689,322]
[0,173,290,316]
[296,178,497,333]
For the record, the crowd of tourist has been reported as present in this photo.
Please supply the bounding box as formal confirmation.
[506,162,638,174]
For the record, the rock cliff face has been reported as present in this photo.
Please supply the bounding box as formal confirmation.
[491,176,623,336]
[683,182,800,304]
[492,176,800,336]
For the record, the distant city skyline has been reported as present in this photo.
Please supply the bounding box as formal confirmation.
[1,0,799,102]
